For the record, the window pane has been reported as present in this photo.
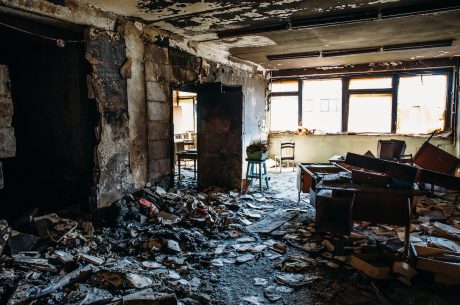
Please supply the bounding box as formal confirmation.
[177,91,196,98]
[397,75,447,134]
[349,77,392,89]
[348,94,392,133]
[302,79,342,133]
[270,96,298,131]
[174,99,196,133]
[271,80,299,92]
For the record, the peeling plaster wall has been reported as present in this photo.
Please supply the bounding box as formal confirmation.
[0,65,15,190]
[143,40,267,186]
[0,0,267,206]
[144,44,174,186]
[86,28,135,208]
[122,20,149,189]
[0,0,116,30]
[0,65,15,159]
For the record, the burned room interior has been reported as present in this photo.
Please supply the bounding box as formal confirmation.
[1,1,460,304]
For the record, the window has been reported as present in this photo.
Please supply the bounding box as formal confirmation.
[347,77,393,133]
[269,70,451,135]
[269,80,299,131]
[348,94,392,133]
[397,74,447,134]
[302,79,342,133]
[271,80,299,92]
[270,95,298,131]
[349,77,392,89]
[173,91,196,134]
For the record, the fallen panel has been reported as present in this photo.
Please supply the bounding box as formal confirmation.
[246,208,299,234]
[345,152,417,182]
[418,168,460,191]
[414,142,460,175]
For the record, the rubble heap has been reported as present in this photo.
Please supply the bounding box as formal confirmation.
[1,180,460,305]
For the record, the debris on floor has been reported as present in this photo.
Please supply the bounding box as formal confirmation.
[0,165,459,305]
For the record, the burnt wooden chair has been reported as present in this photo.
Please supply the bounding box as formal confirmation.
[275,142,295,172]
[377,139,412,164]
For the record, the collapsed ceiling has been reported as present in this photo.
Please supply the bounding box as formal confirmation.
[80,0,460,70]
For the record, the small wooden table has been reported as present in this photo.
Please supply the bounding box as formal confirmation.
[176,150,197,181]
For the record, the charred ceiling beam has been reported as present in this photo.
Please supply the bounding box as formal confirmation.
[216,1,460,39]
[266,51,320,61]
[322,46,381,58]
[267,39,454,61]
[383,39,454,51]
[270,58,457,78]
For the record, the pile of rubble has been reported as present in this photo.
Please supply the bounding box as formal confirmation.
[0,184,298,305]
[1,178,460,305]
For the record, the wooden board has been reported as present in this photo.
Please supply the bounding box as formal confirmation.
[246,208,299,234]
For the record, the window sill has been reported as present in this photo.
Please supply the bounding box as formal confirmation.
[268,130,452,139]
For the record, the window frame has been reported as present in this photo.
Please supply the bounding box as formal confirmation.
[269,68,454,135]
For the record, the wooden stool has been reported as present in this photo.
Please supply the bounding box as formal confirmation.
[246,158,269,191]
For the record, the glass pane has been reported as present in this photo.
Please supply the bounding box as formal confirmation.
[349,77,392,89]
[397,75,447,134]
[271,80,299,92]
[174,99,196,133]
[348,94,392,133]
[177,91,196,98]
[302,79,342,133]
[270,96,298,131]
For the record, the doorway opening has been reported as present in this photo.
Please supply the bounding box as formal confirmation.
[172,90,198,186]
[0,13,97,222]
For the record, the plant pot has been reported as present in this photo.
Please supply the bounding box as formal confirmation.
[246,150,268,160]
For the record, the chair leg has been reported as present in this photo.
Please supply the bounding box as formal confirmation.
[258,163,262,191]
[245,161,251,181]
[263,162,269,189]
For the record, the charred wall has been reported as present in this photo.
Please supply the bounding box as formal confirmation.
[0,0,267,209]
[86,27,136,208]
[143,41,266,188]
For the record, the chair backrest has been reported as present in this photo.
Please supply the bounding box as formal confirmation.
[280,142,295,159]
[390,139,407,159]
[377,139,407,161]
[377,140,396,160]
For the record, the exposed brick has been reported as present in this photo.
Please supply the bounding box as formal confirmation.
[0,65,11,98]
[147,121,170,140]
[0,127,16,158]
[145,44,169,64]
[149,158,172,180]
[146,81,166,101]
[147,101,170,121]
[148,139,170,160]
[0,96,13,127]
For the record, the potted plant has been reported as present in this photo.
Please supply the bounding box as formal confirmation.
[246,139,269,160]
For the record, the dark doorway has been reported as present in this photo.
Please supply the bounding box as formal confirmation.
[197,83,243,190]
[0,13,97,221]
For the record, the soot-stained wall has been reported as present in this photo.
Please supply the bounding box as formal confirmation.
[0,24,96,218]
[144,40,267,188]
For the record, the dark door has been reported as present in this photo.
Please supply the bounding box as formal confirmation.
[197,83,243,189]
